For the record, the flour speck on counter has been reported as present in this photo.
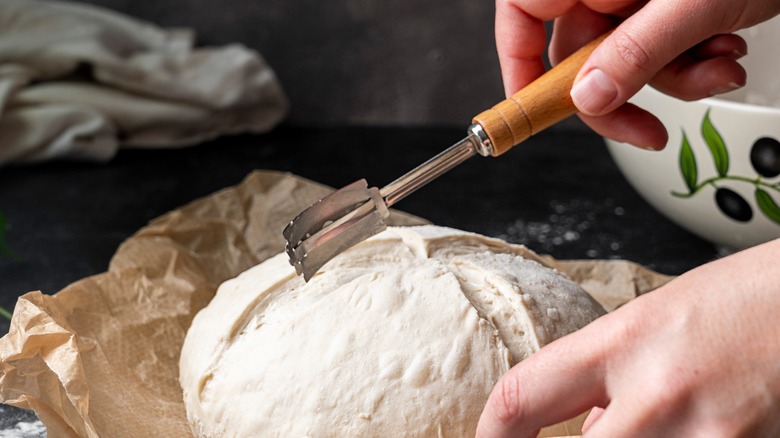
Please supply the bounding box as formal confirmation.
[499,198,629,259]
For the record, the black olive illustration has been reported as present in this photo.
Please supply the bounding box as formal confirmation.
[750,137,780,178]
[715,188,753,222]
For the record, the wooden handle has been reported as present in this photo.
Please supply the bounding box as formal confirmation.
[473,33,609,156]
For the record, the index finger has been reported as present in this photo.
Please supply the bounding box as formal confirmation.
[475,318,611,438]
[494,0,553,95]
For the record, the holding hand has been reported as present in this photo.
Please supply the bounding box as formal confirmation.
[495,0,780,149]
[484,2,780,435]
[476,238,780,437]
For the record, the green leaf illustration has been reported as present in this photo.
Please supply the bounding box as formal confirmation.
[0,211,15,258]
[755,188,780,225]
[0,306,11,320]
[701,109,729,177]
[679,130,698,193]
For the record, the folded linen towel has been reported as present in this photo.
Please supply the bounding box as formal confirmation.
[0,0,289,165]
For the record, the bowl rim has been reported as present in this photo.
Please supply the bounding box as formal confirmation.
[637,86,780,117]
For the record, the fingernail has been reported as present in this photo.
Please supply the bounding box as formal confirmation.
[709,82,741,96]
[571,69,618,116]
[730,48,747,59]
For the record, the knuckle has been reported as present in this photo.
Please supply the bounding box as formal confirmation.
[608,29,653,76]
[649,361,695,405]
[652,376,689,408]
[637,366,695,419]
[491,371,526,425]
[608,308,646,347]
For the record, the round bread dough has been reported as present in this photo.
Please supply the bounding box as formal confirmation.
[179,225,605,437]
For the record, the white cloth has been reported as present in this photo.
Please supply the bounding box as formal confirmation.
[0,0,289,165]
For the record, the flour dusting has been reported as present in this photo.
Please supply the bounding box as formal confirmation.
[498,198,627,258]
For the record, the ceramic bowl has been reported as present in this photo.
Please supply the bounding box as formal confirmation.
[605,18,780,250]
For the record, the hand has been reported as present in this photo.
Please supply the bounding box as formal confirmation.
[495,0,780,149]
[476,238,780,437]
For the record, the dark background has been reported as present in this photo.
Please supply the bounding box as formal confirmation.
[72,0,537,127]
[0,0,720,433]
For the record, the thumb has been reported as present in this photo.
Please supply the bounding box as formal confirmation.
[570,1,730,116]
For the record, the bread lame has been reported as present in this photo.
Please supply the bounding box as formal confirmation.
[284,33,608,281]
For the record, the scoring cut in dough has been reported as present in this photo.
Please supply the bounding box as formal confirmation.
[179,225,605,437]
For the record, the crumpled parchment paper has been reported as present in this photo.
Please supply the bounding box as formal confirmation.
[0,170,672,437]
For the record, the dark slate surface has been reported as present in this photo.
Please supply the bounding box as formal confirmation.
[73,0,508,127]
[0,125,718,431]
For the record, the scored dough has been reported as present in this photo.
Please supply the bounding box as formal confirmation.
[179,225,605,437]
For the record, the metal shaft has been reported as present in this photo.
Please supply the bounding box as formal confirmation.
[379,124,491,208]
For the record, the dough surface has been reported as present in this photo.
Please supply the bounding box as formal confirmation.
[179,225,605,437]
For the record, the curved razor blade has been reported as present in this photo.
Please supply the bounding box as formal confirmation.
[283,180,389,281]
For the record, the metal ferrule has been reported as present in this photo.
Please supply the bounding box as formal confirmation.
[467,123,493,157]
